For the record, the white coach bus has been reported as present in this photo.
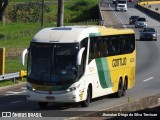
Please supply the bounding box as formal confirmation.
[21,26,136,108]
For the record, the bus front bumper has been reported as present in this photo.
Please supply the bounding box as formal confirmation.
[26,89,82,103]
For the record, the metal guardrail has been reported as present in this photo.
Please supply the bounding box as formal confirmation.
[0,70,27,82]
[0,72,19,81]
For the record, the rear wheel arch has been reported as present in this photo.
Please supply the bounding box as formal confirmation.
[122,76,128,96]
[115,77,123,98]
[124,76,128,90]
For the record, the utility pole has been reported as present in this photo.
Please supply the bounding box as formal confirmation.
[57,0,64,27]
[41,0,44,28]
[0,0,8,25]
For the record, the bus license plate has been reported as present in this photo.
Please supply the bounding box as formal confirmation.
[46,96,55,100]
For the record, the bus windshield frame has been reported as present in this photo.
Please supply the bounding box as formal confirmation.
[27,42,79,85]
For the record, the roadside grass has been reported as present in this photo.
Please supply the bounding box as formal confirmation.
[0,0,98,74]
[11,0,57,2]
[5,57,27,73]
[0,0,98,87]
[0,78,26,87]
[0,22,40,35]
[0,80,18,87]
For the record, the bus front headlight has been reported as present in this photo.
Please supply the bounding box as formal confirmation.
[27,84,36,91]
[66,84,80,92]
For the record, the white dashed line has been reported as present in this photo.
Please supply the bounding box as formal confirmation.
[4,90,26,96]
[143,77,154,82]
[21,87,26,90]
[109,4,126,28]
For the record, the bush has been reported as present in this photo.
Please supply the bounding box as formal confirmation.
[5,1,51,22]
[67,0,99,22]
[70,0,89,12]
[0,34,5,39]
[70,5,99,22]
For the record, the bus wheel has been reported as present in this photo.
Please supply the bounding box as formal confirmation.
[81,88,91,107]
[122,79,127,96]
[38,102,48,108]
[115,79,123,98]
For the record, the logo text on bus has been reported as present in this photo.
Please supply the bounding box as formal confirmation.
[112,57,127,67]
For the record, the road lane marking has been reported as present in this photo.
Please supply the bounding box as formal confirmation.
[10,101,21,104]
[21,87,26,90]
[109,4,126,28]
[143,77,154,82]
[4,90,26,96]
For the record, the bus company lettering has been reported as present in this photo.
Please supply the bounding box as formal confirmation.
[112,57,127,67]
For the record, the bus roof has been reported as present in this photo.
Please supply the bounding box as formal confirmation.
[32,26,134,43]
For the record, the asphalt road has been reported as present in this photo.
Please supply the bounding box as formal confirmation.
[0,0,160,120]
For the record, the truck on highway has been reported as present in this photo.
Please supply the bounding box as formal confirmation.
[115,0,128,11]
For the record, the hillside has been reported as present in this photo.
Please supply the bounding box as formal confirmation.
[0,0,99,73]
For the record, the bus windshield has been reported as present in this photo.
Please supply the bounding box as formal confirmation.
[28,42,79,85]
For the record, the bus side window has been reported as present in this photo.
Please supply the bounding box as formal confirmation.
[92,39,100,58]
[89,38,95,62]
[93,41,99,58]
[119,36,126,54]
[128,35,135,53]
[98,38,104,57]
[102,37,108,57]
[89,37,102,63]
[108,40,115,56]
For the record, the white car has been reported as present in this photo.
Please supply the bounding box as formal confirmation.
[135,17,148,28]
[113,0,116,4]
[116,4,127,11]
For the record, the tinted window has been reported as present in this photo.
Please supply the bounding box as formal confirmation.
[89,34,135,63]
[137,18,146,21]
[142,28,155,32]
[131,16,139,19]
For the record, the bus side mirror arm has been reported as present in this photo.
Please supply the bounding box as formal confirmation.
[20,49,28,65]
[77,47,85,65]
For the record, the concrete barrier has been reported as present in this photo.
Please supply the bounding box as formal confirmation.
[139,1,160,5]
[136,4,160,22]
[98,1,104,25]
[66,93,160,120]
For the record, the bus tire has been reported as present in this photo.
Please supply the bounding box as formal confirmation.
[122,79,127,96]
[38,102,48,108]
[115,79,123,98]
[81,88,91,107]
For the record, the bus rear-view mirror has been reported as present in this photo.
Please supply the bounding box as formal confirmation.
[20,48,28,65]
[77,47,85,65]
